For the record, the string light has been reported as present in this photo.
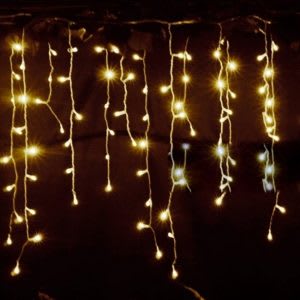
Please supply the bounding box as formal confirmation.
[257,21,285,240]
[213,25,237,207]
[115,55,137,146]
[61,25,81,206]
[133,51,162,260]
[35,43,64,134]
[9,29,43,277]
[158,24,196,280]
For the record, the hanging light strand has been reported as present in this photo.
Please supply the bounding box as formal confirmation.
[36,43,65,134]
[64,25,80,205]
[11,29,43,277]
[256,21,285,241]
[116,56,136,146]
[134,51,162,260]
[213,25,237,207]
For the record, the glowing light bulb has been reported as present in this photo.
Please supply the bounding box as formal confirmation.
[11,264,20,276]
[26,207,36,215]
[276,205,286,214]
[136,169,147,177]
[137,221,148,231]
[5,235,12,246]
[265,165,274,175]
[177,111,186,119]
[145,198,152,207]
[174,168,184,178]
[137,139,148,149]
[267,231,273,241]
[105,183,112,193]
[12,43,22,52]
[178,178,187,186]
[172,267,179,279]
[160,85,169,94]
[264,68,274,78]
[265,182,273,191]
[174,101,184,111]
[4,184,15,192]
[216,79,225,89]
[181,143,190,150]
[74,112,83,121]
[266,98,274,107]
[72,196,79,206]
[26,174,38,181]
[17,94,28,104]
[155,249,163,260]
[132,53,142,60]
[190,129,196,136]
[182,74,190,83]
[14,214,23,224]
[258,86,266,94]
[64,139,71,148]
[57,76,69,83]
[0,156,11,164]
[168,232,174,238]
[257,152,266,162]
[13,73,21,80]
[126,73,135,81]
[94,46,104,53]
[25,146,39,156]
[68,47,78,53]
[142,114,149,121]
[272,42,279,52]
[65,167,73,174]
[110,45,120,54]
[104,70,115,80]
[159,210,169,221]
[216,144,225,157]
[257,53,266,61]
[109,129,115,136]
[228,61,237,71]
[35,98,44,104]
[30,233,43,243]
[213,49,221,59]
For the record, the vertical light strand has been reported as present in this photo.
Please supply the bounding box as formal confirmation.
[256,21,285,241]
[11,30,43,277]
[64,25,81,206]
[134,51,162,261]
[103,48,115,193]
[114,56,136,146]
[35,43,65,134]
[213,25,237,207]
[3,43,22,247]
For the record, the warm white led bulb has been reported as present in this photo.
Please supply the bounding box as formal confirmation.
[172,267,179,279]
[160,85,169,94]
[216,79,225,89]
[213,49,221,59]
[25,146,39,157]
[105,184,113,192]
[182,74,190,83]
[12,43,23,52]
[228,61,237,71]
[155,249,163,260]
[11,264,20,276]
[132,53,142,60]
[0,156,11,164]
[159,210,169,221]
[267,231,273,241]
[30,233,43,243]
[94,46,104,53]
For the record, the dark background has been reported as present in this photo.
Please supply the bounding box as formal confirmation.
[0,1,300,299]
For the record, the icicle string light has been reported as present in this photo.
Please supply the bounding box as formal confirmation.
[104,48,114,193]
[213,25,237,207]
[134,51,161,260]
[4,44,20,247]
[63,25,81,206]
[10,30,43,277]
[256,21,285,241]
[35,43,64,134]
[116,56,137,146]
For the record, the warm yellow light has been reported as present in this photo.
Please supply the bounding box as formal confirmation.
[264,68,274,78]
[11,264,20,276]
[35,98,44,105]
[25,146,39,157]
[213,49,221,59]
[172,267,179,279]
[5,235,12,246]
[272,42,279,52]
[258,86,266,94]
[267,231,273,241]
[276,205,286,214]
[228,61,237,71]
[4,184,15,192]
[12,43,23,52]
[178,178,187,186]
[57,76,69,83]
[257,53,266,61]
[26,174,38,181]
[72,196,79,206]
[104,70,115,80]
[159,210,169,221]
[114,110,126,117]
[266,98,274,107]
[105,183,113,192]
[132,53,142,60]
[14,214,23,224]
[174,168,184,178]
[137,139,148,149]
[155,249,163,260]
[26,207,37,215]
[265,165,274,175]
[94,46,104,53]
[14,73,21,80]
[126,73,135,81]
[177,111,186,119]
[216,79,225,89]
[74,112,83,121]
[160,85,169,94]
[65,167,73,174]
[17,94,29,104]
[182,74,190,83]
[145,198,152,207]
[0,156,11,164]
[110,45,120,54]
[215,144,225,157]
[30,233,43,243]
[174,101,184,112]
[190,129,196,136]
[266,115,273,124]
[136,169,147,177]
[137,221,148,231]
[257,152,266,162]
